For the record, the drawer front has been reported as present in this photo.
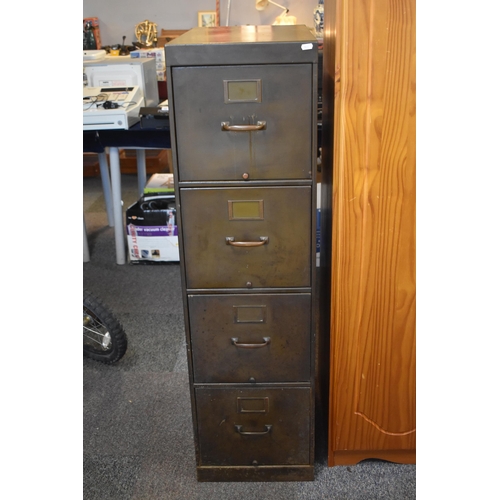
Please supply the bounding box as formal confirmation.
[172,64,313,181]
[188,293,311,383]
[180,186,311,289]
[195,387,311,466]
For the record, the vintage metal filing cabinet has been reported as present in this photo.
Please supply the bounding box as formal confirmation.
[165,25,318,482]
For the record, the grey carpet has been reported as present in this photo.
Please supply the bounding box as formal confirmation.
[83,173,416,500]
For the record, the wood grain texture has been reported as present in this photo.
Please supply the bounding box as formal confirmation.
[327,0,416,466]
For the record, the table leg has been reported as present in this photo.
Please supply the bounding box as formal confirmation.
[83,215,90,263]
[136,149,147,198]
[97,152,114,227]
[109,147,126,265]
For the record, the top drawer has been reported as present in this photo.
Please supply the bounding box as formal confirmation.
[171,64,313,182]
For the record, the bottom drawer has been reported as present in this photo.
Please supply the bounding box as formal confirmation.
[195,387,311,466]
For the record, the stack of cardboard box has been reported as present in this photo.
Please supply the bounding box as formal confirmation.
[130,48,166,82]
[126,174,179,263]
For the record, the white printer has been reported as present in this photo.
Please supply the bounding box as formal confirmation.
[83,56,158,107]
[83,55,158,130]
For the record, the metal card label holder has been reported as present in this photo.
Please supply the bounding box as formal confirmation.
[228,200,264,220]
[224,79,262,103]
[237,397,269,413]
[233,305,267,323]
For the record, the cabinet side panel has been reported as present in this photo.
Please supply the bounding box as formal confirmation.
[329,0,416,459]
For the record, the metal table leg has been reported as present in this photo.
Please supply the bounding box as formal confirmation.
[83,215,90,263]
[97,151,114,227]
[136,149,147,198]
[108,147,126,265]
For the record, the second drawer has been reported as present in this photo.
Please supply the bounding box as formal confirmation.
[188,293,311,383]
[180,186,312,290]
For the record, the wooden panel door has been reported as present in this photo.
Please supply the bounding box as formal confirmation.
[325,0,416,466]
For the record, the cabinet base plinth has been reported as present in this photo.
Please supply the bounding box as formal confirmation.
[196,465,315,482]
[329,450,416,466]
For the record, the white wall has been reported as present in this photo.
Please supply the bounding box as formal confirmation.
[83,0,319,47]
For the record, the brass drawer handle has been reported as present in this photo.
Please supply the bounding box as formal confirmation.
[231,337,271,349]
[235,424,272,436]
[226,236,268,247]
[221,121,267,131]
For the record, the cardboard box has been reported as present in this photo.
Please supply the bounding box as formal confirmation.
[129,49,166,80]
[157,29,188,48]
[130,49,149,58]
[126,196,179,263]
[144,173,174,193]
[130,48,165,62]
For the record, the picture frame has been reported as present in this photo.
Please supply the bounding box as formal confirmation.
[198,11,217,28]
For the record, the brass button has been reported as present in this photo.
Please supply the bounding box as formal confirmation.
[246,281,252,288]
[242,172,249,180]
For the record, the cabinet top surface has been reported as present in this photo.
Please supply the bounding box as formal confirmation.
[167,25,316,46]
[165,25,318,66]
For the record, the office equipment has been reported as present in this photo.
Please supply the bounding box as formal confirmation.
[83,86,144,130]
[166,25,318,482]
[83,55,159,107]
[139,106,169,129]
[83,50,106,61]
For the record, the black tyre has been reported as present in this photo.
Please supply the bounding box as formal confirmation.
[83,289,127,363]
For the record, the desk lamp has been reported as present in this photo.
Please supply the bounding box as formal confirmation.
[255,0,297,25]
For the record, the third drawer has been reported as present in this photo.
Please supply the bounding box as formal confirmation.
[188,293,312,383]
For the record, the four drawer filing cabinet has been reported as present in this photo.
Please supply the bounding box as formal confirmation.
[165,25,318,482]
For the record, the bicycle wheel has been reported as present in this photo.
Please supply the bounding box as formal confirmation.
[83,289,127,363]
